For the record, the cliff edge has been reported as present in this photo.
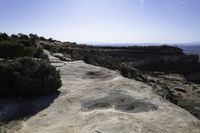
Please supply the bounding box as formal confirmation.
[4,50,200,133]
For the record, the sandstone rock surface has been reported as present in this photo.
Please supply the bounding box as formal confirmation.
[4,51,200,133]
[18,52,200,133]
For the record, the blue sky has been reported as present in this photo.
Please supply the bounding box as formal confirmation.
[0,0,200,43]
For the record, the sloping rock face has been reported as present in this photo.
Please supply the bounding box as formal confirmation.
[15,52,200,133]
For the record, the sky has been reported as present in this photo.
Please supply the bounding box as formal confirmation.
[0,0,200,44]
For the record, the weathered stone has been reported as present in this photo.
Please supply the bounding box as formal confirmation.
[16,52,200,133]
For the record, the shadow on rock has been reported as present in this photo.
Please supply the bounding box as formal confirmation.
[0,91,60,123]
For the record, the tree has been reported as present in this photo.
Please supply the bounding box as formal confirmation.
[18,33,29,39]
[39,36,46,41]
[29,33,39,42]
[11,34,19,40]
[0,33,9,41]
[48,38,54,42]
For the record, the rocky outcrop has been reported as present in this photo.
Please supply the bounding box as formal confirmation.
[2,51,200,133]
[38,42,200,119]
[146,72,200,119]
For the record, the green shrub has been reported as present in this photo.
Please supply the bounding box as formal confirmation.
[18,40,35,47]
[0,57,62,97]
[29,33,39,42]
[0,41,49,60]
[34,46,43,57]
[0,33,9,41]
[0,41,37,59]
[33,46,49,60]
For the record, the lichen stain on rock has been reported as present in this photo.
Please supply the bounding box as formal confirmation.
[81,93,158,113]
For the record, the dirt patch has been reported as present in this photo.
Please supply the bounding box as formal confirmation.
[81,93,158,113]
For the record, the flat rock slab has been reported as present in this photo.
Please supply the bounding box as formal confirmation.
[11,53,200,133]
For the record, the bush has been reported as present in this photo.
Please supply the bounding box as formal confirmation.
[33,46,49,60]
[0,42,25,58]
[0,41,37,59]
[34,47,44,58]
[0,33,9,41]
[0,40,49,60]
[0,57,62,97]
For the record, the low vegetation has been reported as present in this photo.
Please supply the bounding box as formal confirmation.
[0,33,48,60]
[0,33,61,97]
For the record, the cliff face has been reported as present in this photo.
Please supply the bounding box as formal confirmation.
[42,42,200,74]
[99,46,200,74]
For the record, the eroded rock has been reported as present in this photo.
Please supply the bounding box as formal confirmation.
[82,93,158,113]
[2,51,200,133]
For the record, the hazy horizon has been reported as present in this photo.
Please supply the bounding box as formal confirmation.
[0,0,200,44]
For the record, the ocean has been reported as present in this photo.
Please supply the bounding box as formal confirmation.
[177,45,200,62]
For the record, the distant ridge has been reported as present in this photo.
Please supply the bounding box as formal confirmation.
[91,42,200,47]
[91,43,164,46]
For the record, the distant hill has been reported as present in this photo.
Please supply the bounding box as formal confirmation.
[93,43,162,46]
[92,43,200,62]
[177,45,200,62]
